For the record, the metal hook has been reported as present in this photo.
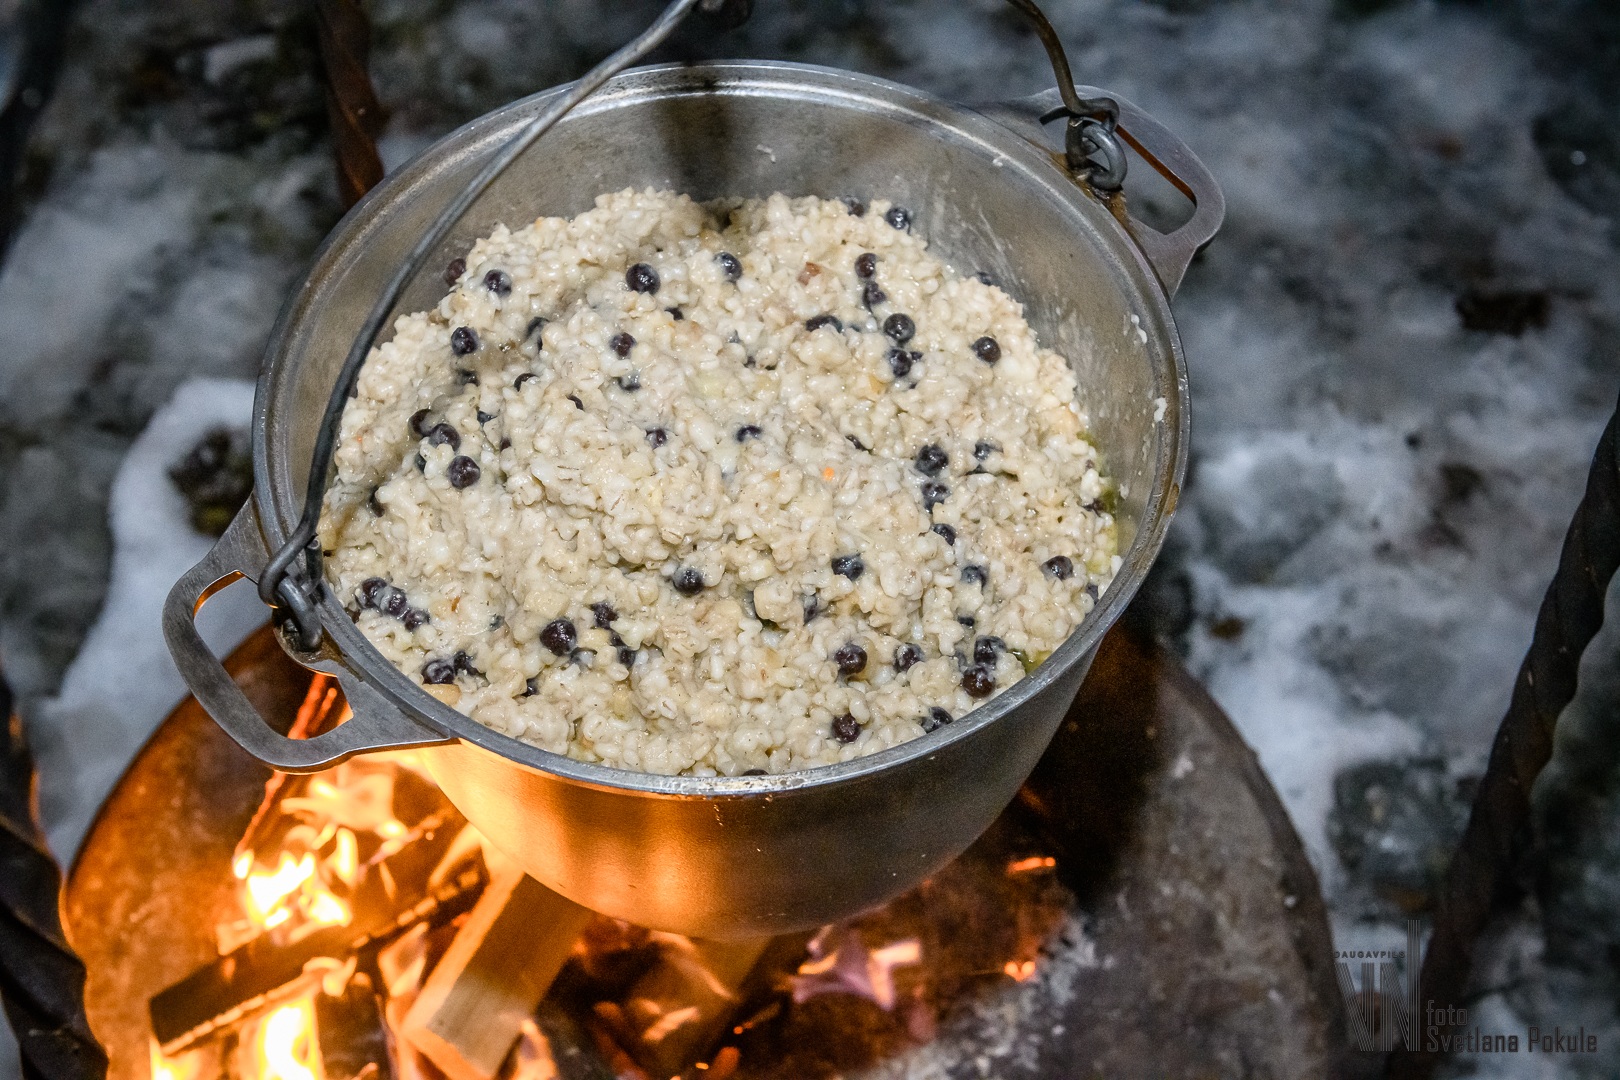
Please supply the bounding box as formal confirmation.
[1002,0,1127,192]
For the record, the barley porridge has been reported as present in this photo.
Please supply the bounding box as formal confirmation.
[317,189,1118,775]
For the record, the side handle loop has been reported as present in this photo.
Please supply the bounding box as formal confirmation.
[163,503,452,773]
[980,87,1225,298]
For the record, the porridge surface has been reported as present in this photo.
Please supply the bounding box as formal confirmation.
[318,189,1118,775]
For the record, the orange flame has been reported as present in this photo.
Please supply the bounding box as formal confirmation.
[149,1039,202,1080]
[1003,959,1037,982]
[252,998,324,1080]
[1006,856,1057,874]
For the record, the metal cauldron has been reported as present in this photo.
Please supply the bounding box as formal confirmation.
[164,59,1220,938]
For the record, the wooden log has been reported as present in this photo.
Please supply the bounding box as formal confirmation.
[399,867,591,1080]
[617,935,771,1078]
[150,866,486,1053]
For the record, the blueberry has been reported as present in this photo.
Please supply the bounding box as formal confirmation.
[617,373,641,392]
[402,608,428,631]
[974,270,996,286]
[831,712,862,743]
[409,408,433,437]
[610,332,635,357]
[514,372,537,390]
[717,252,742,282]
[1086,582,1100,601]
[962,664,996,698]
[447,456,481,488]
[455,368,478,386]
[855,252,878,279]
[666,307,684,321]
[894,643,924,672]
[672,566,706,595]
[426,423,461,450]
[618,646,637,667]
[591,602,618,628]
[842,197,867,217]
[735,424,762,442]
[527,316,547,341]
[523,676,539,697]
[1043,555,1074,580]
[626,262,660,294]
[451,326,479,355]
[973,439,999,461]
[484,269,512,296]
[862,283,887,309]
[833,642,867,676]
[931,523,956,545]
[415,452,427,472]
[922,706,953,732]
[961,564,989,586]
[831,553,864,580]
[540,618,577,655]
[915,444,948,476]
[921,480,950,509]
[973,336,1001,364]
[646,427,668,448]
[803,595,820,623]
[358,578,389,608]
[805,314,842,333]
[444,257,466,286]
[422,658,456,685]
[883,313,915,344]
[884,206,911,230]
[887,348,917,379]
[957,614,976,628]
[383,589,408,618]
[973,636,1004,665]
[453,650,480,676]
[476,409,495,424]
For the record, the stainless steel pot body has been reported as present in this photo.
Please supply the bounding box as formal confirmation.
[165,62,1219,938]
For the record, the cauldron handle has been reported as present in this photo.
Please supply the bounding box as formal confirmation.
[163,503,452,773]
[980,87,1225,298]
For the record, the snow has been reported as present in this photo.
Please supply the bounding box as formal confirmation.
[28,378,263,860]
[2,0,1617,1076]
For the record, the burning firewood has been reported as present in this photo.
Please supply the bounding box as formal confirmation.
[150,865,487,1053]
[400,864,592,1080]
[596,934,772,1079]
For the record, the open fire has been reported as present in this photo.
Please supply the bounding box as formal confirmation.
[146,676,1076,1080]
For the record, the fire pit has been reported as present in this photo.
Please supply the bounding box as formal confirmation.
[63,622,1348,1079]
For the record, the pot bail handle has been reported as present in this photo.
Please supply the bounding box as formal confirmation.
[163,503,452,773]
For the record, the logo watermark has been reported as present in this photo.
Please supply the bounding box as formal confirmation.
[1334,921,1600,1056]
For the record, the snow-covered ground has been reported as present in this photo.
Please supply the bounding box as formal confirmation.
[1,1,1617,1076]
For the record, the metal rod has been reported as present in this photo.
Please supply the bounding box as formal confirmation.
[0,668,109,1080]
[314,0,387,209]
[261,0,711,649]
[1387,390,1620,1078]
